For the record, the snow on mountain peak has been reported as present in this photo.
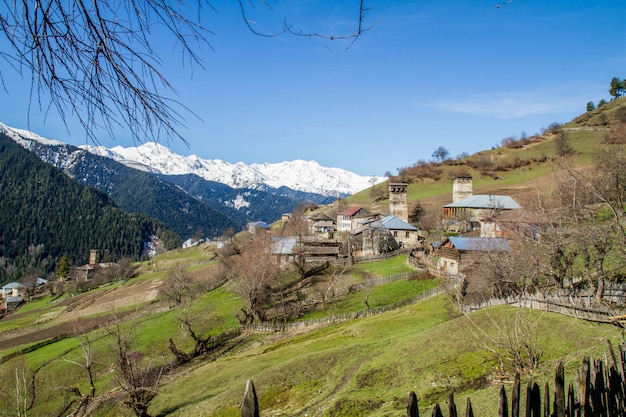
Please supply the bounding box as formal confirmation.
[2,121,385,196]
[0,123,65,147]
[80,142,384,196]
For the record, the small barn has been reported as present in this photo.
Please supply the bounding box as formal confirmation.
[436,236,511,275]
[271,236,342,268]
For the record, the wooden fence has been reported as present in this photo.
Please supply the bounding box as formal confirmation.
[244,285,444,334]
[242,342,626,417]
[461,293,626,325]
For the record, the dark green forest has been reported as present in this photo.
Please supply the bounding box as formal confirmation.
[63,150,244,239]
[0,134,180,284]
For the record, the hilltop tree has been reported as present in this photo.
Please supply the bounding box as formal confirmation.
[586,101,596,112]
[609,77,624,99]
[0,1,373,145]
[431,146,451,163]
[554,130,573,157]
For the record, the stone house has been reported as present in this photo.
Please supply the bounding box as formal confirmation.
[443,176,522,235]
[1,282,24,298]
[435,236,511,275]
[350,215,422,256]
[444,194,522,235]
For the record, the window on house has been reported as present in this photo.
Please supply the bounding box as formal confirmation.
[393,231,398,237]
[405,231,410,238]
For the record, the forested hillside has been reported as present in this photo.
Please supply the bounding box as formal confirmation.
[159,173,303,225]
[0,134,180,284]
[63,150,244,239]
[10,135,244,240]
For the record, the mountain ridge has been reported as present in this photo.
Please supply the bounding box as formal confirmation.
[81,141,384,197]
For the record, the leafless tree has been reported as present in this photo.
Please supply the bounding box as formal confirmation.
[0,1,374,144]
[105,313,164,417]
[168,307,215,364]
[282,204,314,279]
[159,263,194,306]
[58,330,100,416]
[228,236,282,324]
[464,307,543,377]
[0,355,35,417]
[321,264,347,306]
[553,129,573,157]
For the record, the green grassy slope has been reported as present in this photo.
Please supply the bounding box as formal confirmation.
[348,97,625,210]
[150,296,622,417]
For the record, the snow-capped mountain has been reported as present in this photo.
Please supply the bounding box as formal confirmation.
[82,142,384,197]
[1,122,386,238]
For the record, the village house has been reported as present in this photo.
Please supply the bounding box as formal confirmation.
[350,215,422,256]
[1,281,24,298]
[69,250,117,281]
[247,221,272,234]
[337,207,375,232]
[434,236,511,275]
[443,177,521,235]
[308,212,336,238]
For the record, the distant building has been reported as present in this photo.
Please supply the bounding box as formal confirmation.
[1,282,24,298]
[308,212,336,238]
[70,250,118,281]
[436,236,512,275]
[337,207,370,232]
[271,236,342,267]
[444,194,522,234]
[350,215,422,256]
[247,221,271,234]
[388,183,409,223]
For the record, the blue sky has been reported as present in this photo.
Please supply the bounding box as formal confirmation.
[1,1,624,176]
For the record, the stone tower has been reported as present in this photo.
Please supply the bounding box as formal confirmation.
[453,177,473,203]
[89,249,100,266]
[388,182,408,222]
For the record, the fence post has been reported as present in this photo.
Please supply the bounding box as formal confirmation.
[432,403,443,417]
[511,373,520,417]
[466,397,474,417]
[498,385,509,417]
[526,381,541,417]
[407,391,419,417]
[592,360,606,416]
[448,393,457,417]
[581,357,591,417]
[241,380,259,417]
[543,383,550,417]
[566,383,576,417]
[554,361,565,417]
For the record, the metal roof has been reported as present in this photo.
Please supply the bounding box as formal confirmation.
[371,215,418,231]
[448,236,511,252]
[444,195,521,210]
[271,237,297,255]
[2,282,24,290]
[338,207,366,216]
